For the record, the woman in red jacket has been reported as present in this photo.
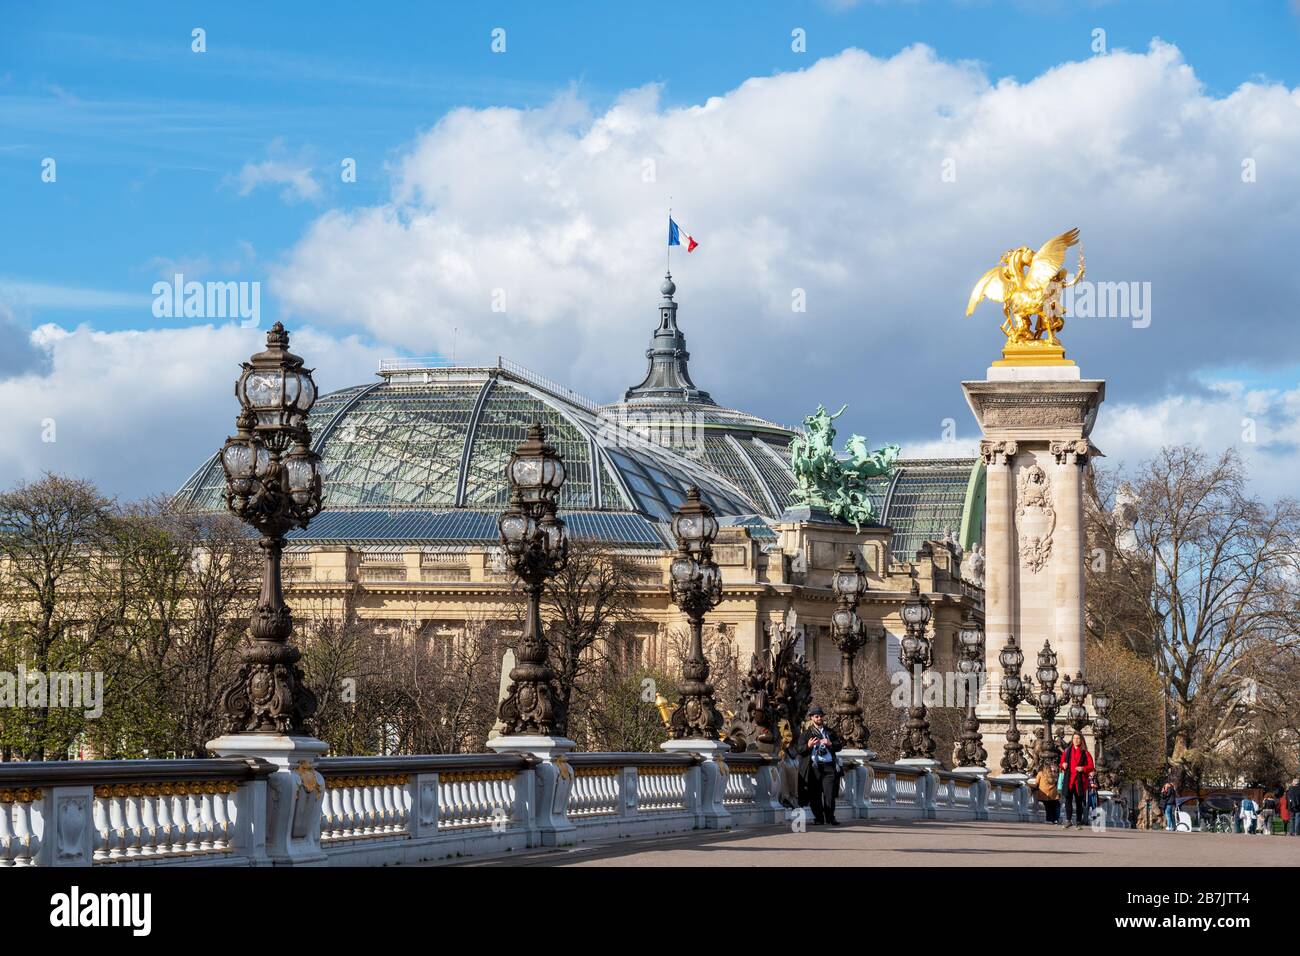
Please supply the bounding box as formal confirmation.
[1059,732,1095,829]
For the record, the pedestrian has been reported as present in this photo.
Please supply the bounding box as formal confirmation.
[796,705,843,826]
[1287,779,1300,836]
[1238,794,1257,834]
[1259,792,1276,835]
[1086,771,1100,827]
[1058,731,1095,830]
[1159,779,1179,831]
[1034,760,1060,824]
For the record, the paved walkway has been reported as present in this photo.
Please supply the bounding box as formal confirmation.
[435,819,1300,867]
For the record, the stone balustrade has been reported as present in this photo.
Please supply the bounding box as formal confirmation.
[0,758,273,867]
[1,751,1041,867]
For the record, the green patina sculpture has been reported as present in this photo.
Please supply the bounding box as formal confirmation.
[789,405,899,532]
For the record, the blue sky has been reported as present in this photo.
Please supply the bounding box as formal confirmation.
[5,0,1299,335]
[3,1,1300,500]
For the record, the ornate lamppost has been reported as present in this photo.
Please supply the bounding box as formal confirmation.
[495,423,570,739]
[1066,671,1091,736]
[1091,685,1119,789]
[897,577,937,763]
[665,487,725,740]
[215,322,323,736]
[1029,640,1062,770]
[997,635,1032,776]
[828,554,870,751]
[952,615,987,770]
[206,323,329,865]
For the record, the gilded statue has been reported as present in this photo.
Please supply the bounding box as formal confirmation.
[966,228,1085,363]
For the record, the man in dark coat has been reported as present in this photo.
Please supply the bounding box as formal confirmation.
[1286,779,1300,836]
[796,705,844,826]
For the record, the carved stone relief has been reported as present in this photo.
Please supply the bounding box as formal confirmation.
[1015,464,1055,573]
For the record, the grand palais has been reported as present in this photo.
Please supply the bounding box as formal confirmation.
[174,274,987,679]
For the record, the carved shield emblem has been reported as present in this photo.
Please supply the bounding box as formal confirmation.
[1015,465,1055,573]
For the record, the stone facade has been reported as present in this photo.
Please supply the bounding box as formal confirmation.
[963,369,1105,770]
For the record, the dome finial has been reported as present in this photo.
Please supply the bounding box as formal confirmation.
[661,272,676,298]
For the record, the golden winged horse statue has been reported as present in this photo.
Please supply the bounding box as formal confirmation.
[966,228,1085,353]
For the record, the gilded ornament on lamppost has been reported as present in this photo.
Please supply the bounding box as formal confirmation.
[966,227,1085,367]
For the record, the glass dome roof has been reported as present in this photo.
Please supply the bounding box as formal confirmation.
[174,361,781,543]
[175,276,982,551]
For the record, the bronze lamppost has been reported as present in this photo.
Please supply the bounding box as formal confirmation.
[997,635,1032,775]
[828,554,870,750]
[217,322,324,734]
[1066,671,1091,737]
[1029,640,1062,769]
[952,615,987,769]
[666,487,725,740]
[1091,685,1119,789]
[897,577,937,761]
[496,423,569,738]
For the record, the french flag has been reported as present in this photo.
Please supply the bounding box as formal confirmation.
[668,217,698,252]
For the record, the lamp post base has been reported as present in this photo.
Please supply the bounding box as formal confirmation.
[661,738,733,828]
[207,732,329,866]
[487,735,576,846]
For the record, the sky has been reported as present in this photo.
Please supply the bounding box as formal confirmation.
[2,1,1300,501]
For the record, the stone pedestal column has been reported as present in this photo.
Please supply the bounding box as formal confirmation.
[964,366,1104,772]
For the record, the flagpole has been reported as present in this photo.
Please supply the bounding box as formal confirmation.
[667,202,672,275]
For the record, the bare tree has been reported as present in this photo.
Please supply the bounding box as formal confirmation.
[1086,446,1300,784]
[0,474,115,759]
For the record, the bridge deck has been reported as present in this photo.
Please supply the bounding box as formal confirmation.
[432,819,1300,867]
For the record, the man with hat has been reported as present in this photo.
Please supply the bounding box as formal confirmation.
[796,705,844,826]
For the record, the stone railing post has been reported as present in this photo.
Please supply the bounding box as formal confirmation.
[839,758,870,820]
[38,787,88,866]
[410,773,440,840]
[922,769,939,819]
[696,755,731,830]
[487,739,575,847]
[973,776,990,821]
[207,735,329,866]
[885,770,898,807]
[760,760,784,821]
[619,767,639,819]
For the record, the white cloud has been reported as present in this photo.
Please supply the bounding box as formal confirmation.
[233,142,321,203]
[1092,377,1300,500]
[268,42,1300,478]
[0,323,387,500]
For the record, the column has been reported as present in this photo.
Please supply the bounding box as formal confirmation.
[980,440,1017,678]
[1051,439,1088,678]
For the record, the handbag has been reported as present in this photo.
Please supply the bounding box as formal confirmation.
[1057,770,1066,792]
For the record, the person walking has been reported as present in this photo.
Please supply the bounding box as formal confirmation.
[1238,794,1257,834]
[1034,760,1060,824]
[1086,771,1100,827]
[1058,732,1094,830]
[1287,779,1300,836]
[1259,792,1277,835]
[796,705,844,826]
[1160,779,1179,831]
